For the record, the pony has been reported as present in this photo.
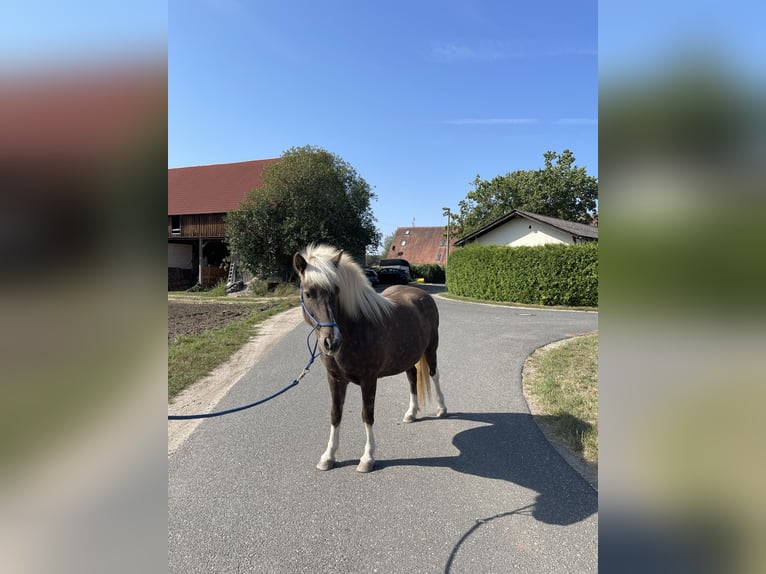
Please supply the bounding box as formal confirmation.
[293,244,447,473]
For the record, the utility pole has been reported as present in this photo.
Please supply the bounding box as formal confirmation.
[442,207,451,263]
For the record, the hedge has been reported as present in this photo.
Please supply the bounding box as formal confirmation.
[410,263,446,284]
[445,243,598,306]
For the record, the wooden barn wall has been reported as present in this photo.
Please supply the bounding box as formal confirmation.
[168,213,227,238]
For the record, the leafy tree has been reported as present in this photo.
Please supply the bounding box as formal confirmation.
[226,145,380,279]
[454,150,598,237]
[380,232,394,257]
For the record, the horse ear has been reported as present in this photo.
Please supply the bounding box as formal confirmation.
[331,250,343,268]
[293,252,307,276]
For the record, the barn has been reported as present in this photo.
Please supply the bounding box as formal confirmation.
[168,158,279,289]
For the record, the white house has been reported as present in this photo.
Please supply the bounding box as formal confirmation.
[453,210,598,248]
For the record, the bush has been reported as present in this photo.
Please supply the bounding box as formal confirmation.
[446,243,597,306]
[247,278,298,297]
[411,263,446,283]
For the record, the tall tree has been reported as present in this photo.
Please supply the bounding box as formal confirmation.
[226,145,380,279]
[380,232,394,257]
[454,150,598,237]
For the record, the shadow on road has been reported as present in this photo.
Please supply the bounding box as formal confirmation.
[443,503,537,574]
[377,411,597,526]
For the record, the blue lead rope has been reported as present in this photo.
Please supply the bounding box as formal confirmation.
[167,287,334,421]
[167,379,301,420]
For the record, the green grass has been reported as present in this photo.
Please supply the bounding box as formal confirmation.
[523,333,598,463]
[168,281,299,300]
[168,300,296,399]
[198,281,228,297]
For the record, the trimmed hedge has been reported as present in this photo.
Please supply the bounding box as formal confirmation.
[411,263,446,284]
[445,243,598,306]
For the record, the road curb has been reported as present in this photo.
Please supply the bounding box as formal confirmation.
[521,336,599,492]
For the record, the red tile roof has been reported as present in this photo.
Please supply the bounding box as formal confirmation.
[388,226,458,266]
[168,158,280,215]
[0,64,166,165]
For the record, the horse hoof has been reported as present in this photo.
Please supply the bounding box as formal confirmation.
[402,412,416,423]
[436,407,447,418]
[356,458,374,473]
[316,458,335,471]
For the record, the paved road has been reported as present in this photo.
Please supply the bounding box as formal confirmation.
[169,291,598,573]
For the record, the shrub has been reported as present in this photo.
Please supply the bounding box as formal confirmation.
[411,263,446,283]
[446,243,597,306]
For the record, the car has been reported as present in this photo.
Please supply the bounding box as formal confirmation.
[363,268,379,286]
[377,258,411,284]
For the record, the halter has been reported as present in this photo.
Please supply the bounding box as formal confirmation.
[299,284,340,360]
[299,284,339,329]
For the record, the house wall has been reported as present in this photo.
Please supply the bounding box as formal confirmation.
[474,218,574,247]
[167,239,229,288]
[168,243,193,269]
[168,213,227,238]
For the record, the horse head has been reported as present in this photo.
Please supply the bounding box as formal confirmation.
[294,249,343,355]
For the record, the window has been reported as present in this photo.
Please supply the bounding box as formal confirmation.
[171,215,181,234]
[404,229,410,235]
[400,240,407,246]
[436,252,442,262]
[439,239,446,246]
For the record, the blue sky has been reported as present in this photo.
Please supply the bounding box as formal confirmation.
[168,0,598,241]
[599,1,766,84]
[1,1,165,68]
[4,2,763,245]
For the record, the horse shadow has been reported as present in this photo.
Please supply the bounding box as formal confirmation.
[376,411,597,526]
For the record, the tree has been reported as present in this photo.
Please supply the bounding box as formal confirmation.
[226,145,380,279]
[454,150,598,237]
[380,232,394,257]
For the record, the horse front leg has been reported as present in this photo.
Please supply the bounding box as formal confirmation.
[318,377,347,471]
[357,378,378,473]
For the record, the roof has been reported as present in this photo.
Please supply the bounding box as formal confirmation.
[388,226,457,265]
[454,210,598,246]
[168,158,280,215]
[1,64,166,166]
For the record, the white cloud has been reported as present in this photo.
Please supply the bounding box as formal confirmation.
[430,42,596,62]
[430,43,477,61]
[554,118,598,126]
[441,118,539,126]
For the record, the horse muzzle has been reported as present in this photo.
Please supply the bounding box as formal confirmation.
[319,327,342,356]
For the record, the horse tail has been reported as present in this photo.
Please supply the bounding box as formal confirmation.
[416,355,432,408]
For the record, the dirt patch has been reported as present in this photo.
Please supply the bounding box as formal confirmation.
[167,303,304,456]
[168,301,259,343]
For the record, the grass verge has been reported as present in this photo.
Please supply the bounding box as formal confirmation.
[168,300,295,399]
[523,333,598,465]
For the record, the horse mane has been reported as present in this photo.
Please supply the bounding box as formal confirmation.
[299,244,395,324]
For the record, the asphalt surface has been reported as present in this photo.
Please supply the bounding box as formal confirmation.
[168,289,598,573]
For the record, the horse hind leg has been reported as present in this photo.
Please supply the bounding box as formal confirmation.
[431,366,447,418]
[404,358,447,421]
[426,347,447,418]
[402,366,419,423]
